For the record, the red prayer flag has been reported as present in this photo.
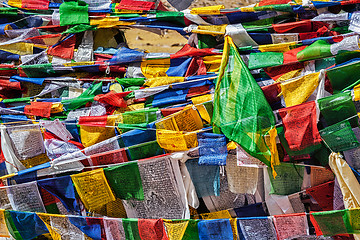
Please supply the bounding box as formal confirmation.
[22,0,49,10]
[90,149,128,166]
[78,115,108,127]
[279,101,322,151]
[94,91,128,108]
[306,181,334,211]
[264,62,304,81]
[117,0,155,10]
[160,106,185,117]
[47,35,76,60]
[138,219,169,240]
[273,20,312,33]
[283,46,307,64]
[171,44,218,59]
[24,102,52,118]
[185,57,207,77]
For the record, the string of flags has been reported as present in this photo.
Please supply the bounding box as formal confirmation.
[3,0,360,239]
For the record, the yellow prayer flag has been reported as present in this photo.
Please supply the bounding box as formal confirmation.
[230,218,238,240]
[280,72,320,107]
[110,83,123,93]
[156,105,204,132]
[200,210,232,219]
[163,220,189,240]
[0,42,33,55]
[80,115,117,147]
[203,55,222,72]
[71,168,116,211]
[354,84,360,101]
[37,213,61,240]
[190,5,225,15]
[258,42,297,53]
[276,69,302,83]
[196,104,211,123]
[90,17,135,27]
[7,0,21,8]
[191,94,212,105]
[194,24,227,36]
[141,58,171,78]
[0,210,9,238]
[268,128,280,178]
[50,103,63,114]
[144,77,185,88]
[240,7,256,12]
[157,129,190,152]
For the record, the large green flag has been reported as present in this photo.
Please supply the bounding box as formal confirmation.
[213,36,276,167]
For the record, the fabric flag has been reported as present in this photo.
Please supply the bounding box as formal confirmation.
[238,217,277,240]
[156,129,197,152]
[24,101,52,118]
[138,219,169,240]
[306,181,334,211]
[79,115,117,147]
[226,154,259,194]
[198,219,233,240]
[71,168,116,211]
[197,132,228,166]
[109,47,144,64]
[327,60,360,93]
[234,203,267,217]
[279,72,320,107]
[37,175,79,213]
[103,161,144,200]
[50,215,85,239]
[122,155,188,219]
[273,213,309,240]
[6,211,49,240]
[141,57,192,78]
[122,218,141,240]
[268,163,304,195]
[90,148,128,166]
[296,40,332,61]
[103,218,126,240]
[47,34,76,60]
[320,120,360,152]
[93,91,128,108]
[310,209,352,236]
[163,220,189,240]
[278,101,322,151]
[127,140,164,161]
[68,216,101,240]
[200,210,232,219]
[59,0,89,26]
[329,152,360,209]
[212,36,276,167]
[318,92,358,128]
[185,158,220,198]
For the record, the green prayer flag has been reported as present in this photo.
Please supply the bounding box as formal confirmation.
[104,162,144,200]
[296,40,332,61]
[267,163,304,195]
[122,218,141,240]
[213,36,276,166]
[311,209,353,236]
[59,0,89,26]
[318,91,358,127]
[122,108,159,125]
[127,140,164,161]
[64,24,96,34]
[116,77,145,87]
[319,120,360,152]
[61,96,94,111]
[156,11,186,27]
[183,219,200,240]
[248,52,284,70]
[20,63,56,78]
[327,60,360,93]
